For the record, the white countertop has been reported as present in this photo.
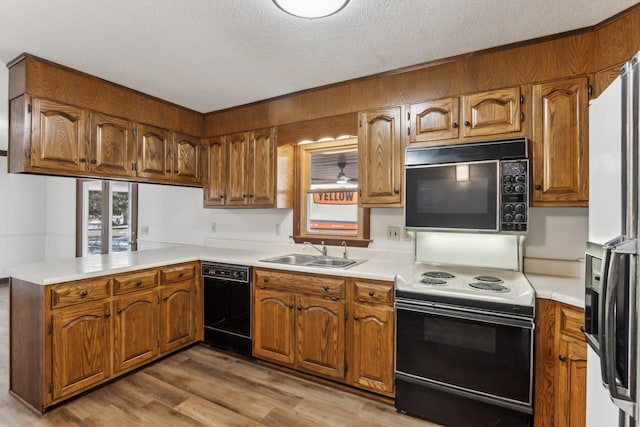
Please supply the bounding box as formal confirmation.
[6,244,411,285]
[526,273,585,308]
[6,244,587,309]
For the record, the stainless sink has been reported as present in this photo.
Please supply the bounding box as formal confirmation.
[260,253,365,269]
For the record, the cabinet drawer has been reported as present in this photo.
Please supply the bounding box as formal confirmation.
[353,280,393,305]
[50,277,111,309]
[113,270,158,294]
[159,263,196,285]
[558,304,585,341]
[255,269,345,298]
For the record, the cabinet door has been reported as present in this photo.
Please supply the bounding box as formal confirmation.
[461,87,521,137]
[532,77,589,206]
[113,290,158,373]
[89,112,136,177]
[296,296,345,380]
[248,127,276,207]
[203,137,227,207]
[226,132,250,206]
[352,304,394,395]
[159,282,195,354]
[410,97,460,143]
[30,98,88,173]
[51,301,111,399]
[358,106,403,206]
[555,336,587,427]
[253,288,295,365]
[172,133,201,185]
[136,123,171,180]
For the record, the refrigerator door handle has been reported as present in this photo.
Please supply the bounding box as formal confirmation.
[603,237,636,416]
[599,236,623,385]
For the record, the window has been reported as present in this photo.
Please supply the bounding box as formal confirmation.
[76,180,138,256]
[294,138,370,246]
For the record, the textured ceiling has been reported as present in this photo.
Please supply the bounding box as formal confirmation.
[0,0,638,113]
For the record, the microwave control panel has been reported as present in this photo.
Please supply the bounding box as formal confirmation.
[500,160,528,232]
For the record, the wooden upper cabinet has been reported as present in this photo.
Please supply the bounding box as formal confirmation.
[226,132,249,206]
[248,127,277,206]
[532,77,589,206]
[136,123,171,180]
[172,133,201,185]
[358,106,403,207]
[30,98,88,173]
[51,301,111,400]
[461,87,522,137]
[410,97,460,143]
[203,137,226,207]
[89,112,135,177]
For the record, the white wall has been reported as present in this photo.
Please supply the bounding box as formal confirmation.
[525,207,589,260]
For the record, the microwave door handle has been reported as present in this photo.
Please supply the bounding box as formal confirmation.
[604,240,637,416]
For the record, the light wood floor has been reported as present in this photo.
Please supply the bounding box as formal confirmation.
[0,283,439,426]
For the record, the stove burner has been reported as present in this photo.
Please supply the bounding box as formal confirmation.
[473,275,503,283]
[419,278,448,286]
[468,282,510,293]
[422,271,455,279]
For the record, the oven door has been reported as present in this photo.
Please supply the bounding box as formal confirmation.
[405,160,499,232]
[396,300,533,404]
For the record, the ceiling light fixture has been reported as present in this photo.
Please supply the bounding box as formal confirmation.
[272,0,350,19]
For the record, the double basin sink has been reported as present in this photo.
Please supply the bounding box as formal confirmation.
[260,253,366,269]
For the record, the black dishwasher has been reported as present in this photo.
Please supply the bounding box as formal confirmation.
[202,262,252,356]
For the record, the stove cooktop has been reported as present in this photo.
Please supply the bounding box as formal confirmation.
[395,263,536,316]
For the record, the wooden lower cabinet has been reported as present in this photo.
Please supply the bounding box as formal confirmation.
[159,281,196,353]
[352,303,394,395]
[10,261,201,413]
[253,288,295,364]
[113,290,159,373]
[252,269,394,397]
[296,295,345,379]
[51,301,111,400]
[534,299,587,427]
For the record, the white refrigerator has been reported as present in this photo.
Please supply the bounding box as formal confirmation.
[587,53,638,426]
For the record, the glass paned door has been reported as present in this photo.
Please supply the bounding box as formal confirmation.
[79,180,137,256]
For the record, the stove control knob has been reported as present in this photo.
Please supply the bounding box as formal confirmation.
[516,175,526,183]
[504,213,514,222]
[515,213,525,222]
[503,185,513,193]
[514,185,525,193]
[504,204,514,213]
[503,175,513,183]
[515,204,525,213]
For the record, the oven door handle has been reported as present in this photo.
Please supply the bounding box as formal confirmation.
[603,237,636,416]
[395,301,534,329]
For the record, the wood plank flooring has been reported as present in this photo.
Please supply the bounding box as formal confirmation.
[0,283,439,426]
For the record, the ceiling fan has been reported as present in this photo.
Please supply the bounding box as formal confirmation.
[336,162,350,184]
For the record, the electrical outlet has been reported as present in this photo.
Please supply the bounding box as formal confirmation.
[403,229,413,241]
[211,222,216,233]
[386,226,401,240]
[140,225,149,235]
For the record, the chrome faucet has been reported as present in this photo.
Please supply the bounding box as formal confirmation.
[341,241,348,259]
[304,241,327,256]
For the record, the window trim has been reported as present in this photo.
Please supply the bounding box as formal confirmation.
[292,139,370,247]
[75,179,138,257]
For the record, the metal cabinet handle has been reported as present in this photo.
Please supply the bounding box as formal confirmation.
[136,280,142,286]
[80,290,88,297]
[558,354,567,362]
[353,315,359,321]
[368,291,375,297]
[331,296,339,301]
[166,169,171,173]
[288,304,293,309]
[90,159,97,164]
[178,272,184,277]
[117,309,123,314]
[323,285,330,291]
[452,122,458,129]
[79,158,86,163]
[175,170,179,174]
[164,296,169,301]
[297,305,302,311]
[464,121,471,127]
[249,194,254,198]
[259,286,266,290]
[535,185,542,190]
[263,278,269,283]
[105,312,111,318]
[394,188,399,194]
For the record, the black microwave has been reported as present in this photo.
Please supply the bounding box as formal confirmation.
[404,138,529,233]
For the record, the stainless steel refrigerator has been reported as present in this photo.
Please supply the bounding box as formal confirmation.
[586,53,640,426]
